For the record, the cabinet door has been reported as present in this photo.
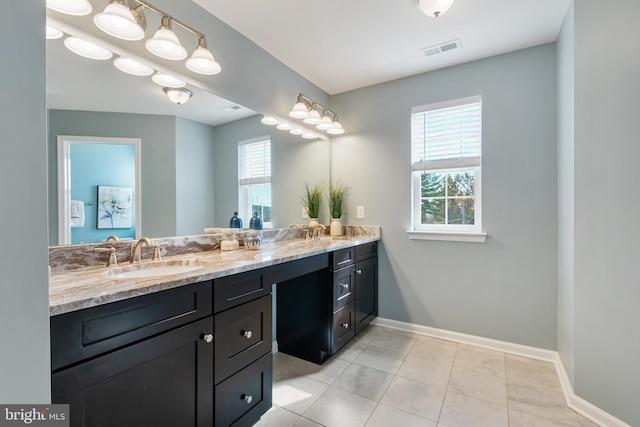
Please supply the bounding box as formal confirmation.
[52,317,214,427]
[355,256,378,334]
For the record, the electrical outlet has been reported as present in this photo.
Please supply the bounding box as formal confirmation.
[302,207,309,218]
[356,205,365,219]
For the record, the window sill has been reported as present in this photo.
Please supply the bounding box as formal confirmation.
[407,230,487,243]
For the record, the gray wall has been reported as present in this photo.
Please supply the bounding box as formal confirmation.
[571,1,640,424]
[556,2,575,385]
[176,117,217,235]
[0,1,50,402]
[331,44,559,349]
[213,115,330,228]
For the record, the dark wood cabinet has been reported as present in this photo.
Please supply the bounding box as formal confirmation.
[354,244,378,334]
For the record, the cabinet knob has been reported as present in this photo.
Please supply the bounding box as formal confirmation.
[242,394,253,404]
[356,269,362,275]
[202,333,213,343]
[341,322,349,329]
[243,330,253,339]
[340,283,349,290]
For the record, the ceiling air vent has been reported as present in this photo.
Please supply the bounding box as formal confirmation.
[221,104,243,112]
[420,38,461,57]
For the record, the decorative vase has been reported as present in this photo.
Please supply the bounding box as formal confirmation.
[308,218,319,228]
[330,217,343,236]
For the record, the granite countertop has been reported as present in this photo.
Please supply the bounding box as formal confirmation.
[49,236,379,316]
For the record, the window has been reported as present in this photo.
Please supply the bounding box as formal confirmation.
[410,96,484,241]
[238,137,271,227]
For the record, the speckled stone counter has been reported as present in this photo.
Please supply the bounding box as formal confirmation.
[49,226,380,316]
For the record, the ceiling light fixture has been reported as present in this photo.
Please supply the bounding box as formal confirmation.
[288,94,346,135]
[94,0,146,41]
[64,36,113,60]
[114,56,154,76]
[46,0,92,16]
[416,0,455,17]
[163,87,192,105]
[46,25,64,40]
[151,72,186,88]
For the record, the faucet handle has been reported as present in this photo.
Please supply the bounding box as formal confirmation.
[152,242,169,261]
[95,247,118,267]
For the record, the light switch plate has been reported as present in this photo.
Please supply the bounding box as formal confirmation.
[357,206,365,218]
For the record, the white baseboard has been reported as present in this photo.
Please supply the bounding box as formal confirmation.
[370,317,630,427]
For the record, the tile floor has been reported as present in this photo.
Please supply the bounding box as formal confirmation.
[254,326,599,427]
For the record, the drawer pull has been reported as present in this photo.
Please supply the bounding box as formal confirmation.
[341,322,349,329]
[340,283,349,290]
[202,333,213,343]
[242,394,253,404]
[356,269,362,275]
[243,330,253,339]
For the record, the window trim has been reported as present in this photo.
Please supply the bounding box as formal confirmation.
[238,136,272,228]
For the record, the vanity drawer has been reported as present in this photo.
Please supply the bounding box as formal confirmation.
[215,352,272,427]
[51,281,213,371]
[215,295,272,384]
[214,270,270,313]
[355,242,377,262]
[332,302,356,354]
[332,267,355,311]
[332,247,355,271]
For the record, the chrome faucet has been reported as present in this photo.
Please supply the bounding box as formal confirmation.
[131,237,155,264]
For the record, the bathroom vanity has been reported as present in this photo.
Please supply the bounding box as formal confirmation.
[49,233,378,427]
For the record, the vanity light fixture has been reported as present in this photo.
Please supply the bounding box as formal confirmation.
[46,25,64,40]
[260,115,320,140]
[163,87,192,105]
[276,123,294,131]
[185,37,222,75]
[46,0,92,16]
[146,15,188,60]
[416,0,456,17]
[151,72,186,88]
[64,36,113,60]
[114,56,154,76]
[260,116,281,126]
[289,128,305,136]
[288,94,346,135]
[94,0,146,41]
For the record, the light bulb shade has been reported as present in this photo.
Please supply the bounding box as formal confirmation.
[260,116,281,126]
[302,108,322,124]
[46,25,64,40]
[151,72,186,88]
[289,102,310,119]
[47,0,92,16]
[114,56,154,76]
[186,38,222,75]
[64,36,113,60]
[289,128,305,135]
[316,113,335,130]
[276,123,293,131]
[94,1,145,41]
[145,17,188,60]
[163,87,192,105]
[302,133,317,139]
[416,0,455,17]
[326,121,345,135]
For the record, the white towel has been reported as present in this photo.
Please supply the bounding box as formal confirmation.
[70,200,85,228]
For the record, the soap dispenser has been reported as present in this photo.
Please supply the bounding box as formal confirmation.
[249,212,263,231]
[229,212,243,228]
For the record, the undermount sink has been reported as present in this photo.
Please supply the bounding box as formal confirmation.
[104,260,206,279]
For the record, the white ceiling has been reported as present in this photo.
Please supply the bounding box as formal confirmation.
[196,0,571,95]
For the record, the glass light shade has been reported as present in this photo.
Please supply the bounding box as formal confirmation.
[114,56,154,76]
[276,123,293,131]
[145,18,188,61]
[186,46,222,75]
[151,72,186,88]
[47,0,92,16]
[94,1,145,41]
[326,121,345,135]
[289,128,305,135]
[316,114,335,131]
[46,25,64,40]
[302,133,317,139]
[163,87,192,105]
[416,0,455,17]
[302,108,322,124]
[289,102,310,119]
[64,37,113,60]
[260,116,281,126]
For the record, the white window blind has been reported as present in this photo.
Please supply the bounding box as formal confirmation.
[239,138,271,185]
[411,95,482,171]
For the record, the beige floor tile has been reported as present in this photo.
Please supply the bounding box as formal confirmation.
[397,355,453,389]
[333,363,394,401]
[292,417,324,427]
[509,408,581,427]
[506,354,562,392]
[365,403,436,427]
[356,325,384,343]
[447,366,507,406]
[453,345,505,378]
[507,383,581,427]
[438,391,508,427]
[274,352,328,382]
[353,345,407,374]
[368,328,418,355]
[303,386,377,427]
[273,376,330,415]
[380,376,446,422]
[253,405,303,427]
[305,357,351,385]
[408,336,458,366]
[335,335,370,362]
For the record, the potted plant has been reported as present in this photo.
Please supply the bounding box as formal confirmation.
[302,183,323,227]
[328,180,350,235]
